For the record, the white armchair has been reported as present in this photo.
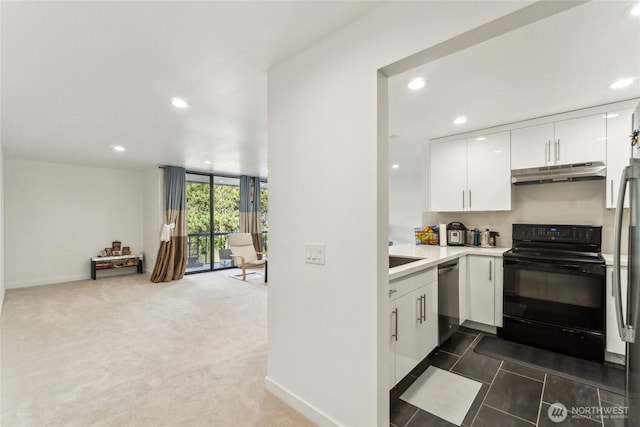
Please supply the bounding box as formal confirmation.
[227,233,267,281]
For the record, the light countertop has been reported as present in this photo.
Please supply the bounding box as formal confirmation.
[389,245,627,280]
[389,244,509,280]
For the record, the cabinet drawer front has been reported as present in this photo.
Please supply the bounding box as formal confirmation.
[390,268,437,299]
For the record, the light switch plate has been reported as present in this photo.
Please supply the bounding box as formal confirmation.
[304,243,325,265]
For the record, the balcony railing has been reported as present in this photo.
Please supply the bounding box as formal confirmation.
[187,231,268,271]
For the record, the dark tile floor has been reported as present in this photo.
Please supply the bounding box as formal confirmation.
[390,328,628,427]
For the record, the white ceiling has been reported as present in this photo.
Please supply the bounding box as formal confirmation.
[389,1,640,174]
[1,1,383,176]
[4,2,639,179]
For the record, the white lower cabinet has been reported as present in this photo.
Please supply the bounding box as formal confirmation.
[389,268,438,388]
[494,257,503,328]
[464,255,502,327]
[606,266,628,356]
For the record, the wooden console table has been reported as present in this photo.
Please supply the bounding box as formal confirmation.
[91,255,144,280]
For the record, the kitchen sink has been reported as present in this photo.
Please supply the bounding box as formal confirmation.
[389,255,423,268]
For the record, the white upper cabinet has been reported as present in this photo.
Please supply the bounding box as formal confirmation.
[511,123,554,170]
[430,132,511,212]
[606,109,634,209]
[554,113,606,165]
[430,139,467,212]
[467,132,511,211]
[511,113,606,170]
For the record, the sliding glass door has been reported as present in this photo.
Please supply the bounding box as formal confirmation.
[212,176,240,269]
[186,173,245,273]
[186,172,267,274]
[186,173,214,272]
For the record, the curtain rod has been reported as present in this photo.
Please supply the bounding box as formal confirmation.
[158,166,267,181]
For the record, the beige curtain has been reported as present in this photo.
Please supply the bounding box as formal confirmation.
[239,175,262,254]
[151,166,187,282]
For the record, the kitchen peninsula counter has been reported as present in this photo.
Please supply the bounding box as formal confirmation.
[389,244,509,280]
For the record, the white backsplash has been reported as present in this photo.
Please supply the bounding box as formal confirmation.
[423,179,628,254]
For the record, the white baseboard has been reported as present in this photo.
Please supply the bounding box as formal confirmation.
[265,376,341,427]
[6,268,146,289]
[6,274,87,289]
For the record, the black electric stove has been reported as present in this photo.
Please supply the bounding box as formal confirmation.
[500,224,606,362]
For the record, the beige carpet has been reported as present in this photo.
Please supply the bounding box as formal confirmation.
[1,270,314,427]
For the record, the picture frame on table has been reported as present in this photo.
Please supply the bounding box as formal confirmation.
[122,246,131,255]
[105,248,113,256]
[112,241,122,252]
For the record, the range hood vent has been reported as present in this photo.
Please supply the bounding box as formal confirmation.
[511,161,606,185]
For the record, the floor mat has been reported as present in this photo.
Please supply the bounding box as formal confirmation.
[400,366,482,426]
[475,335,624,394]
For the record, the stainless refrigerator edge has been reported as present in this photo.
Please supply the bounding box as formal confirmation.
[613,102,640,426]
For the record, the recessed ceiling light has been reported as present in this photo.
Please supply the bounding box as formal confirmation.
[476,137,487,141]
[609,78,633,89]
[408,78,426,90]
[204,160,212,165]
[598,137,609,141]
[631,2,640,16]
[171,97,189,108]
[112,145,125,152]
[453,116,467,125]
[494,150,503,154]
[391,164,400,169]
[603,113,619,119]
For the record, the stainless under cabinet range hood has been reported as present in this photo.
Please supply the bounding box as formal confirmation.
[511,161,606,185]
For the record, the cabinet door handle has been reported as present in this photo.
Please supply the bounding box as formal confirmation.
[611,180,614,205]
[489,260,492,281]
[556,139,560,161]
[462,190,465,209]
[392,308,398,341]
[422,294,427,322]
[416,297,422,323]
[469,190,472,210]
[389,289,397,296]
[547,141,551,162]
[611,270,614,297]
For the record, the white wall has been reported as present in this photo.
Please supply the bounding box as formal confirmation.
[4,160,144,288]
[142,167,163,273]
[266,2,530,426]
[0,127,4,307]
[389,170,422,245]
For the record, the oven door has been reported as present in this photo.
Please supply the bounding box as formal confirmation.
[503,257,605,333]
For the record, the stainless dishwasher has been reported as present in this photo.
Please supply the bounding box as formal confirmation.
[438,260,460,345]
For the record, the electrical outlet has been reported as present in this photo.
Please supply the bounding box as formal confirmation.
[304,243,325,265]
